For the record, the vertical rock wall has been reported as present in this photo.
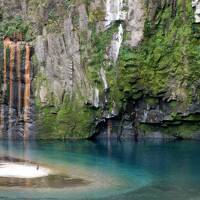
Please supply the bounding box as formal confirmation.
[0,37,33,139]
[0,0,198,139]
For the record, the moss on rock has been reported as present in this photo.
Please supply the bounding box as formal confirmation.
[36,97,96,140]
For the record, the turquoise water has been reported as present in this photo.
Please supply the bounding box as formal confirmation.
[0,140,200,199]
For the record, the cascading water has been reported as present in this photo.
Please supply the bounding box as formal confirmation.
[8,41,16,139]
[92,0,126,109]
[98,0,126,137]
[1,39,10,130]
[17,43,21,116]
[108,24,124,62]
[192,0,200,22]
[24,44,31,139]
[105,0,126,27]
[105,0,126,62]
[93,88,100,108]
[100,67,108,91]
[0,36,33,140]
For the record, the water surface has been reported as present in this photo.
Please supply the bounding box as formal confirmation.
[0,140,199,200]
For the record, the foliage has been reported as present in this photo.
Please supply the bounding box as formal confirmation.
[0,16,34,41]
[119,1,199,104]
[36,97,95,140]
[139,122,200,139]
[64,0,73,9]
[115,0,200,138]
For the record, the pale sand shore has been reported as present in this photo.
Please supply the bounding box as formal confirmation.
[0,162,51,178]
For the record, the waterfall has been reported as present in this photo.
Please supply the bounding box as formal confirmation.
[105,0,126,27]
[192,0,200,23]
[8,41,15,139]
[111,101,118,116]
[0,39,11,132]
[9,42,15,108]
[24,44,31,139]
[17,43,21,115]
[100,67,109,91]
[93,88,99,108]
[102,0,126,123]
[105,0,126,62]
[0,37,32,139]
[143,110,148,122]
[108,24,124,62]
[3,39,11,96]
[143,105,150,122]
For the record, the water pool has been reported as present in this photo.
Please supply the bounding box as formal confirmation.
[0,140,199,200]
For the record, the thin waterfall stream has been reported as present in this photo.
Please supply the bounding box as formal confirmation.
[0,36,33,140]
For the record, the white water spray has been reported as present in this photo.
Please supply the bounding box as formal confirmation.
[108,24,124,62]
[192,0,200,23]
[100,67,109,91]
[93,88,99,108]
[105,0,126,27]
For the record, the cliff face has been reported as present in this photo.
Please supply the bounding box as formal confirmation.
[0,0,199,139]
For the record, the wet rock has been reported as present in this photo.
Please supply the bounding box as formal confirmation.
[138,131,176,140]
[126,0,145,47]
[35,36,47,64]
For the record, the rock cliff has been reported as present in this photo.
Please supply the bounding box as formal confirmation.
[0,0,199,139]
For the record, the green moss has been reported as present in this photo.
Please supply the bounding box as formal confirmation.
[33,72,52,108]
[0,16,34,41]
[119,0,199,104]
[89,9,105,23]
[64,0,73,9]
[144,97,159,107]
[139,122,200,139]
[115,1,200,138]
[36,97,96,140]
[3,0,195,139]
[81,21,124,112]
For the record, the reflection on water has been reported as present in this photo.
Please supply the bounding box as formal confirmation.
[0,140,199,199]
[0,175,89,188]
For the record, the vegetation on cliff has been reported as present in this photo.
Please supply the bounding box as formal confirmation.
[118,0,200,138]
[0,0,200,139]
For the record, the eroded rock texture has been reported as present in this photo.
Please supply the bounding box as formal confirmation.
[0,0,199,139]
